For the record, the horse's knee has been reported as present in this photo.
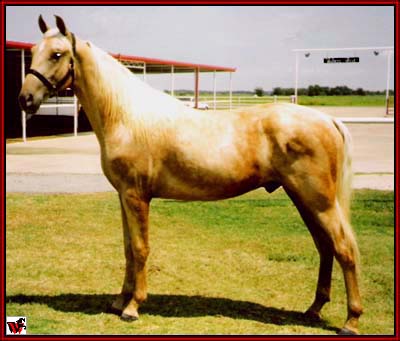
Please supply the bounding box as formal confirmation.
[334,242,357,269]
[132,245,150,267]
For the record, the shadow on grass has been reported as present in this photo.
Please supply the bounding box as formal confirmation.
[6,293,338,333]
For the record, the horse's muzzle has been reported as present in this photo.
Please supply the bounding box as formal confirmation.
[18,90,41,114]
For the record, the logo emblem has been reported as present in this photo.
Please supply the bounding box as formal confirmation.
[6,317,27,335]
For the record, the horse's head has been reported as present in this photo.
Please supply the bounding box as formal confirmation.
[19,15,76,114]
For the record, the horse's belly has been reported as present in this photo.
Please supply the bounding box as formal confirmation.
[153,163,266,201]
[153,180,263,201]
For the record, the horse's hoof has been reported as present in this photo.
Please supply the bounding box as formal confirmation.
[304,310,321,321]
[107,306,122,316]
[338,328,358,335]
[120,313,139,322]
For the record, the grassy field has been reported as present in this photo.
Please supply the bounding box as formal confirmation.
[195,95,391,109]
[297,95,391,107]
[6,189,394,335]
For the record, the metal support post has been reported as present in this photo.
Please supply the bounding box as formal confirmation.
[386,50,392,115]
[73,95,78,136]
[171,65,175,97]
[229,72,233,110]
[213,71,217,110]
[194,67,199,109]
[294,52,299,104]
[21,49,26,142]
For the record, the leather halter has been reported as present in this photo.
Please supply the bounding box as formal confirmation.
[27,33,76,97]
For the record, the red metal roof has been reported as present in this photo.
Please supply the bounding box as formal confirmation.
[6,40,236,74]
[6,40,34,50]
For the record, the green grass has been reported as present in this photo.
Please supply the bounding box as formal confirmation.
[297,95,388,106]
[6,189,394,335]
[197,95,390,109]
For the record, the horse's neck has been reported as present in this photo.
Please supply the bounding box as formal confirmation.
[73,40,136,144]
[73,39,188,153]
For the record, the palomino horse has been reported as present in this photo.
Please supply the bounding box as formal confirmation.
[19,16,362,334]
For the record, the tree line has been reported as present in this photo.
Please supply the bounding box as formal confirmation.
[166,86,393,97]
[271,85,394,96]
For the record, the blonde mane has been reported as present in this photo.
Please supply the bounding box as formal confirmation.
[87,44,187,141]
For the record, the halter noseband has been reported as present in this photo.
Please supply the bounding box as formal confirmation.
[27,33,76,97]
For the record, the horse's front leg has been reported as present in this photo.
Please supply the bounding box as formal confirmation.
[110,195,135,314]
[115,191,150,321]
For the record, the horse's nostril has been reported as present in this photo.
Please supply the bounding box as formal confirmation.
[26,93,34,106]
[19,93,34,109]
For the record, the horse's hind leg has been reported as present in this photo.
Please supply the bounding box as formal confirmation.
[283,180,362,334]
[305,239,334,321]
[319,204,362,335]
[285,189,334,319]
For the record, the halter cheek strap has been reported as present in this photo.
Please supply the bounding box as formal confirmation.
[27,33,76,97]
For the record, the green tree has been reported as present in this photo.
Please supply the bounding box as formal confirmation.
[272,87,282,96]
[355,88,366,96]
[254,87,264,97]
[308,84,322,96]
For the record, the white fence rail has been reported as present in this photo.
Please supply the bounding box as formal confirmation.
[34,96,78,137]
[178,95,294,110]
[36,95,294,116]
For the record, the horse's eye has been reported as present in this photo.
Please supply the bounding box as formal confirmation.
[52,52,62,60]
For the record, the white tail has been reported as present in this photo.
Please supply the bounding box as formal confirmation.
[333,118,353,221]
[333,118,360,272]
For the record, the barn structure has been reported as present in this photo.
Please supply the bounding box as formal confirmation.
[6,40,236,140]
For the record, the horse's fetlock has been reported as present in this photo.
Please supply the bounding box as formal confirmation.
[349,303,363,318]
[134,291,147,305]
[316,291,330,304]
[111,294,129,312]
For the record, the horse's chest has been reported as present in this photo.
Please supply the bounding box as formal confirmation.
[101,153,151,192]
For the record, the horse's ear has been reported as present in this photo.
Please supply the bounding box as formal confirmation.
[54,15,68,36]
[38,15,49,34]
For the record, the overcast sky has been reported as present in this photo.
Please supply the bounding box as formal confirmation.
[6,5,394,92]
